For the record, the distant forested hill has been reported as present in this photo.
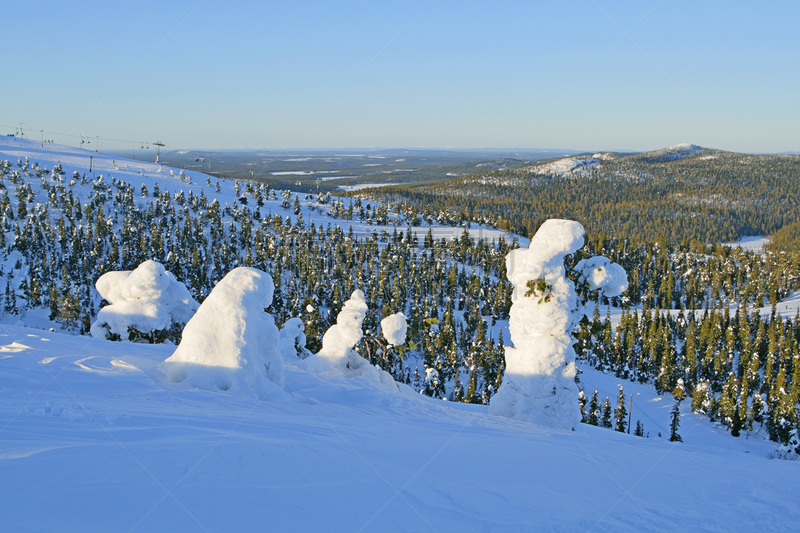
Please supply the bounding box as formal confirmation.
[363,145,800,250]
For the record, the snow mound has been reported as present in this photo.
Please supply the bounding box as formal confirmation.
[90,260,198,342]
[381,312,407,346]
[163,267,284,399]
[490,219,627,430]
[302,290,397,389]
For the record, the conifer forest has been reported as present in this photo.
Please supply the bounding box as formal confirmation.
[2,144,800,449]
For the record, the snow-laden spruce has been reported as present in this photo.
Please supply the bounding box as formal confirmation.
[302,289,397,389]
[163,267,284,398]
[90,260,198,343]
[489,219,627,430]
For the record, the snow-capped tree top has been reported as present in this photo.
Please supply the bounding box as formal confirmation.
[575,256,629,297]
[381,312,407,346]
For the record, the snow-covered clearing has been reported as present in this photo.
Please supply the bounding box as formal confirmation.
[529,157,599,177]
[724,235,770,253]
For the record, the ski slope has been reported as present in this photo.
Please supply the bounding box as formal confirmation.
[0,136,517,247]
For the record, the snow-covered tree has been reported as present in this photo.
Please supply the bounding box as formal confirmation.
[90,260,198,343]
[164,267,284,398]
[302,290,397,389]
[489,219,627,430]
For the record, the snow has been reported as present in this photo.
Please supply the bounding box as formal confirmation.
[380,312,407,346]
[338,182,399,191]
[724,235,770,253]
[667,143,701,151]
[1,325,799,532]
[530,157,599,177]
[491,220,627,431]
[91,261,198,341]
[304,289,368,373]
[302,290,397,388]
[490,220,586,429]
[164,267,285,398]
[279,317,310,360]
[641,143,704,161]
[575,256,629,297]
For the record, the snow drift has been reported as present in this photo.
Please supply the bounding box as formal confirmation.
[90,260,198,342]
[163,267,284,399]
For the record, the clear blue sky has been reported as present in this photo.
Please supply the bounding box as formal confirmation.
[2,0,798,152]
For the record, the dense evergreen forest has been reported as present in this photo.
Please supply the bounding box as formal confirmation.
[2,144,800,448]
[367,146,800,249]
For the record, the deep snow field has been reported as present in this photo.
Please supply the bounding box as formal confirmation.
[1,325,799,532]
[1,137,799,532]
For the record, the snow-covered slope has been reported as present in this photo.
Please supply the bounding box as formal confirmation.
[1,137,799,531]
[529,156,600,177]
[1,325,798,532]
[0,136,515,248]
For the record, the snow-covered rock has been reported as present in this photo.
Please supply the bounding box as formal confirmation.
[90,260,198,342]
[489,219,627,430]
[163,267,284,399]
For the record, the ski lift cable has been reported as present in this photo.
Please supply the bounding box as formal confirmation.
[581,378,670,433]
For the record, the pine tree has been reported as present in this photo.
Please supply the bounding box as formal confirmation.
[614,386,627,433]
[669,400,683,442]
[601,397,612,429]
[587,390,599,426]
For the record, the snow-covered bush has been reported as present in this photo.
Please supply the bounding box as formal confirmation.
[773,429,800,460]
[380,312,408,346]
[302,290,396,389]
[279,317,311,360]
[90,260,198,343]
[489,219,627,430]
[163,267,284,398]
